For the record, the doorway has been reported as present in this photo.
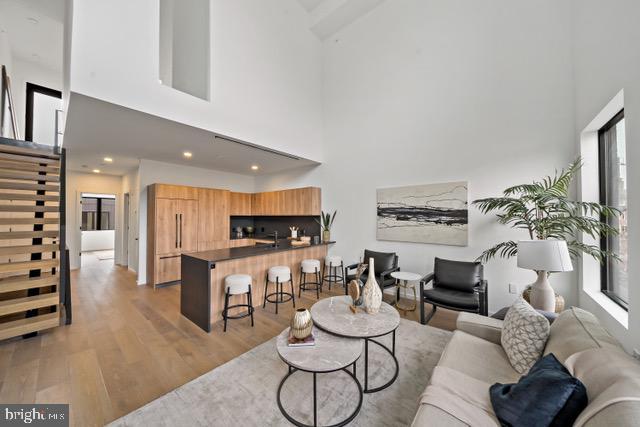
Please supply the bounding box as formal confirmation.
[25,83,63,147]
[80,193,116,267]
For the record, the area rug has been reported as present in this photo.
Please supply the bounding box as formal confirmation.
[109,319,452,426]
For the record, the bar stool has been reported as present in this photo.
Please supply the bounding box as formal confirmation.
[222,274,254,332]
[263,266,295,314]
[323,255,345,293]
[299,259,322,299]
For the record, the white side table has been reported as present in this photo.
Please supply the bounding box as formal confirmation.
[391,271,422,312]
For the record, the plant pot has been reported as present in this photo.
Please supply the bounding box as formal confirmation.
[362,257,382,314]
[290,308,313,339]
[322,230,331,242]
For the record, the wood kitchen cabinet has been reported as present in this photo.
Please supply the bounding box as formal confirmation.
[251,187,321,216]
[198,188,230,250]
[230,192,252,215]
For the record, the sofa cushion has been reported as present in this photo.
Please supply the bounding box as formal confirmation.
[434,257,483,292]
[564,347,640,426]
[501,298,550,374]
[411,403,471,427]
[490,354,588,427]
[456,312,503,345]
[439,330,519,384]
[544,307,621,363]
[423,288,479,310]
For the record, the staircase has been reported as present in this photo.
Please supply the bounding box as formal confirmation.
[0,137,70,341]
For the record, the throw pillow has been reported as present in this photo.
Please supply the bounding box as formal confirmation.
[501,297,550,374]
[490,353,588,427]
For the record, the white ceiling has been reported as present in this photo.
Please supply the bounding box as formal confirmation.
[0,0,65,72]
[63,93,319,177]
[297,0,387,40]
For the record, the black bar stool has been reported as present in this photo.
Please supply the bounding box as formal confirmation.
[323,255,345,292]
[299,259,322,299]
[263,266,295,314]
[222,274,254,332]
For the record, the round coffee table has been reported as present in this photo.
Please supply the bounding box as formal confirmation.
[310,296,400,393]
[391,271,422,312]
[276,327,363,427]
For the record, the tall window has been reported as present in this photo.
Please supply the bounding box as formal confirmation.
[598,110,628,309]
[82,196,115,231]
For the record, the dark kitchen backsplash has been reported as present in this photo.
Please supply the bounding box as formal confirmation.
[230,216,321,239]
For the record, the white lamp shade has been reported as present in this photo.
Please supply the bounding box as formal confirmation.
[517,240,573,272]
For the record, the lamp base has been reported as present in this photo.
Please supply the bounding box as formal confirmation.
[528,271,556,312]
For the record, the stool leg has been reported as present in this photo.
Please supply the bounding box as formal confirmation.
[223,289,230,332]
[248,285,254,327]
[291,280,296,308]
[298,267,303,298]
[328,264,333,291]
[342,262,347,295]
[315,267,320,299]
[275,278,280,314]
[263,274,268,308]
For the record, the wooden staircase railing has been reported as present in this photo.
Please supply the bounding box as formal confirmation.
[0,136,70,341]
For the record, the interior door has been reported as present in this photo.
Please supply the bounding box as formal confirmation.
[178,199,199,252]
[156,198,178,255]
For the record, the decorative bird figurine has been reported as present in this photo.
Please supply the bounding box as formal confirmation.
[348,280,360,313]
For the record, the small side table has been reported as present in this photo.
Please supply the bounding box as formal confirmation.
[391,271,422,312]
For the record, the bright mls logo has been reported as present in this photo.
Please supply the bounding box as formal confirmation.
[0,405,68,427]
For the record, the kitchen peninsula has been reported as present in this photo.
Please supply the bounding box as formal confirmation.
[181,239,334,332]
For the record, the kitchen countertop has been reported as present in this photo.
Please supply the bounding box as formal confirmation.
[183,239,335,264]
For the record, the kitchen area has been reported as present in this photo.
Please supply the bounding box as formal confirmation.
[146,184,333,331]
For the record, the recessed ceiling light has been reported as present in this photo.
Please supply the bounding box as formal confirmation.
[183,151,193,158]
[103,157,113,163]
[251,165,259,171]
[92,169,100,173]
[27,17,39,25]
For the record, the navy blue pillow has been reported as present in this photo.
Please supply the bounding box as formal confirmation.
[490,354,588,427]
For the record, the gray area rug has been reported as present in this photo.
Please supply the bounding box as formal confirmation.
[109,319,452,426]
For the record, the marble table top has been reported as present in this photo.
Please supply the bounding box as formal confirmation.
[391,271,422,282]
[276,327,362,373]
[310,296,400,338]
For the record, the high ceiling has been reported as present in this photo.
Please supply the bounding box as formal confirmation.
[63,93,319,176]
[297,0,387,40]
[0,0,65,71]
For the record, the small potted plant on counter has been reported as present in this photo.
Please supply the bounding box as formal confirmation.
[316,210,336,242]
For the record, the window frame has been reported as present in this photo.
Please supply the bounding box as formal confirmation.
[597,108,628,311]
[81,196,115,231]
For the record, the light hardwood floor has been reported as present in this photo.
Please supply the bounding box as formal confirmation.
[0,258,457,426]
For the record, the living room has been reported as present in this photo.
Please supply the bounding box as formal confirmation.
[0,0,639,426]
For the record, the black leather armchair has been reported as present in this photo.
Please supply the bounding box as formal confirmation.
[419,257,488,324]
[346,249,399,293]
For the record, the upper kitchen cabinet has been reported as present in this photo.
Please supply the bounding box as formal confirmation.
[198,188,230,250]
[230,192,253,216]
[251,187,321,216]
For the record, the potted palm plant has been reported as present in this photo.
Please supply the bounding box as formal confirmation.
[316,210,337,242]
[472,159,620,297]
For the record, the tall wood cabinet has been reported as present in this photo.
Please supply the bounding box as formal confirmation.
[197,188,230,251]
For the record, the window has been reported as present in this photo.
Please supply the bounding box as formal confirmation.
[82,197,115,231]
[598,109,628,309]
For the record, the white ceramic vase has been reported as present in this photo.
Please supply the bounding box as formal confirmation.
[362,257,382,314]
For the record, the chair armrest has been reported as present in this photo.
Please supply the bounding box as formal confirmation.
[379,266,400,280]
[345,263,368,276]
[456,312,503,345]
[420,272,435,285]
[474,280,487,294]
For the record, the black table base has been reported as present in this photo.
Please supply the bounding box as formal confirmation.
[277,363,363,427]
[363,329,398,393]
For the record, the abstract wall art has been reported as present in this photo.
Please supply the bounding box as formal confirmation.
[376,181,468,246]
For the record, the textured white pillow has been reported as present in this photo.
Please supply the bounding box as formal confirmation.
[501,298,551,374]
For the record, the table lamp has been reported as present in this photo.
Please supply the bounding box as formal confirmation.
[517,240,573,312]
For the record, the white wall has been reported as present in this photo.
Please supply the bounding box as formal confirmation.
[136,159,256,285]
[66,171,124,269]
[257,0,577,312]
[69,0,324,162]
[572,0,640,352]
[81,230,115,252]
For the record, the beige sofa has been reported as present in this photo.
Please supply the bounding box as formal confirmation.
[412,307,640,426]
